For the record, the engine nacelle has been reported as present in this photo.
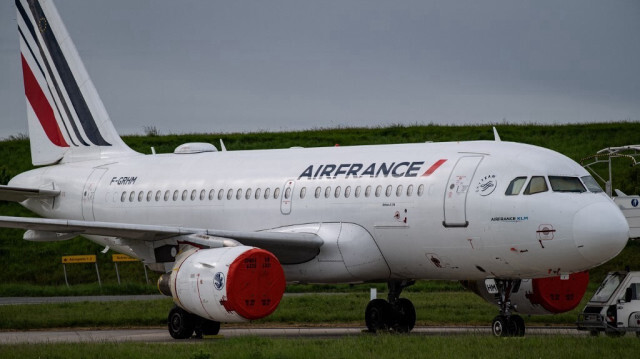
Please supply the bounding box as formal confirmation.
[462,271,589,315]
[160,246,286,323]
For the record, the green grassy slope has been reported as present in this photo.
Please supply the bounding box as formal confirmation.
[0,122,638,290]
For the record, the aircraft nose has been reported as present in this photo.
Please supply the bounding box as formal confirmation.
[574,201,629,265]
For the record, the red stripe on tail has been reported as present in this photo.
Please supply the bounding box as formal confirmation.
[421,159,447,176]
[21,54,69,147]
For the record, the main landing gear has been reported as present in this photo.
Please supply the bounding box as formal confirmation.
[365,280,417,333]
[168,306,221,339]
[491,279,525,337]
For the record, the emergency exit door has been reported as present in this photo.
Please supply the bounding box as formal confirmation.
[443,156,483,227]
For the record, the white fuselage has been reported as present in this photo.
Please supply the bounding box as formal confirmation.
[11,140,629,283]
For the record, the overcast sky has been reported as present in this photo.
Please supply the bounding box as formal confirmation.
[1,0,639,138]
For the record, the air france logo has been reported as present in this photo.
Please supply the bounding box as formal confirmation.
[214,272,225,290]
[475,175,497,196]
[298,159,447,180]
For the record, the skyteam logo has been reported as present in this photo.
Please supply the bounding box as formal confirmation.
[475,175,497,196]
[214,272,225,290]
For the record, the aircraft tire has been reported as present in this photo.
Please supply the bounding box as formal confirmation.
[365,299,392,333]
[491,316,510,337]
[392,298,416,333]
[168,306,195,339]
[510,315,525,337]
[199,319,221,336]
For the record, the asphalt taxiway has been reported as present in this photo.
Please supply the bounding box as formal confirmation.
[0,326,587,344]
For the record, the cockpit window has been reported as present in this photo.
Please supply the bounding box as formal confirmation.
[581,176,604,193]
[549,176,586,193]
[523,176,548,195]
[505,177,527,196]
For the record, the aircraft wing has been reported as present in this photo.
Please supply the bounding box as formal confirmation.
[0,185,60,202]
[0,216,323,264]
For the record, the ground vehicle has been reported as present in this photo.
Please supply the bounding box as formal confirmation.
[577,271,640,337]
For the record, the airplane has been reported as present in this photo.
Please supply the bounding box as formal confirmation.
[1,0,629,339]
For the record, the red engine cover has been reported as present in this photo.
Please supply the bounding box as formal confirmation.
[224,248,286,320]
[527,271,589,313]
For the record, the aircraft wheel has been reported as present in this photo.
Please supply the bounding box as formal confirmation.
[392,298,416,333]
[491,316,510,337]
[365,299,392,333]
[168,306,195,339]
[194,318,221,338]
[510,315,525,337]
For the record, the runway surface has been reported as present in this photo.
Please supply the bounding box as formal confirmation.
[0,295,165,306]
[0,326,586,344]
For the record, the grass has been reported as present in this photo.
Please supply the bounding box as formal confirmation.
[1,336,640,359]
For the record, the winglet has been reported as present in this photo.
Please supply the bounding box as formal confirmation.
[493,127,501,142]
[220,139,227,152]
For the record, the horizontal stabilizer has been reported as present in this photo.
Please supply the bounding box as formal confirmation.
[0,185,60,202]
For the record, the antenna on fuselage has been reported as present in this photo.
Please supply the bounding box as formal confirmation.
[220,139,227,152]
[493,127,502,142]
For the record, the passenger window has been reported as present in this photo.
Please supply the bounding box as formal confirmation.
[146,191,152,202]
[155,190,161,201]
[200,189,205,200]
[121,192,127,202]
[549,176,586,193]
[505,177,527,196]
[164,190,170,201]
[355,186,361,198]
[325,187,331,198]
[335,186,341,198]
[385,185,392,197]
[218,189,224,200]
[524,176,548,195]
[285,187,291,199]
[417,184,424,196]
[182,190,188,201]
[315,186,321,198]
[246,188,252,199]
[137,191,144,202]
[227,189,233,200]
[581,176,604,193]
[264,188,271,199]
[300,187,306,199]
[396,185,403,197]
[407,185,413,196]
[365,185,372,197]
[173,190,179,201]
[274,187,280,199]
[129,192,135,202]
[209,189,215,200]
[236,189,243,200]
[375,185,382,197]
[345,186,351,198]
[255,188,261,199]
[191,190,197,200]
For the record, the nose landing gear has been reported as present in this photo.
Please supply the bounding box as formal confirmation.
[365,280,417,333]
[491,279,525,337]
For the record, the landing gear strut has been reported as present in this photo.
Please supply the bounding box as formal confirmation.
[365,280,417,333]
[167,305,221,339]
[491,279,525,337]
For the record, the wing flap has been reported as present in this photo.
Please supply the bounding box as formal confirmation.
[0,215,323,263]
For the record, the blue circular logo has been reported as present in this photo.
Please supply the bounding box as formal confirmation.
[632,199,638,208]
[214,272,225,290]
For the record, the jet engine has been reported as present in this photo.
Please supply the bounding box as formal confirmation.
[462,271,589,315]
[158,246,286,322]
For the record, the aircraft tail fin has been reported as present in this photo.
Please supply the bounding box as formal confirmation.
[16,0,138,165]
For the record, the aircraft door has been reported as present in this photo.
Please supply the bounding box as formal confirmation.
[82,168,107,221]
[280,180,295,215]
[443,156,483,227]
